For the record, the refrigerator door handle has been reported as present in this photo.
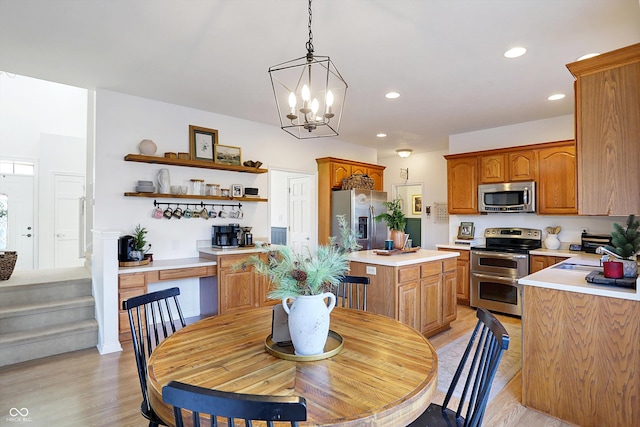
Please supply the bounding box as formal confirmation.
[370,205,376,246]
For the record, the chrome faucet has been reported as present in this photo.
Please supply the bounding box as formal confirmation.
[595,246,622,261]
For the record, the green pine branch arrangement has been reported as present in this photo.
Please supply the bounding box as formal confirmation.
[238,215,358,298]
[132,224,152,254]
[605,214,640,260]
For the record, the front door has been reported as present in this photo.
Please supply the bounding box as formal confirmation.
[0,174,35,269]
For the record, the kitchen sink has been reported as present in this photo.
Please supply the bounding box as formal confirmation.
[553,263,603,272]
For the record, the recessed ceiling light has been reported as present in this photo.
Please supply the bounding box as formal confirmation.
[547,93,565,101]
[576,53,600,61]
[504,47,527,58]
[376,133,387,138]
[385,92,400,99]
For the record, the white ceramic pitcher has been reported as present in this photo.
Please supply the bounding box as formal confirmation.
[156,168,170,194]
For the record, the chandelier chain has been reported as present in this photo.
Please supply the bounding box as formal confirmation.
[306,0,314,55]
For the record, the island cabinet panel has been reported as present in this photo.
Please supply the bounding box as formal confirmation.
[523,286,640,427]
[349,256,457,337]
[438,249,470,305]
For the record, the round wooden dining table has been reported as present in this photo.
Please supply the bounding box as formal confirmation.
[147,306,438,426]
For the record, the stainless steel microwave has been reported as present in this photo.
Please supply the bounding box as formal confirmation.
[478,181,535,213]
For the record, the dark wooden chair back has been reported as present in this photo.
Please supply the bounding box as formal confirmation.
[407,307,510,427]
[336,275,370,311]
[162,380,307,427]
[123,287,186,427]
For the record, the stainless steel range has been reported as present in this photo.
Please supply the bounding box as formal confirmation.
[470,227,542,316]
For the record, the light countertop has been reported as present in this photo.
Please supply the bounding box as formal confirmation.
[198,246,264,257]
[348,249,459,267]
[118,257,217,274]
[519,254,640,301]
[436,243,471,251]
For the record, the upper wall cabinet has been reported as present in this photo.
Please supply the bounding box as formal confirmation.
[445,156,478,214]
[445,140,576,215]
[567,43,640,215]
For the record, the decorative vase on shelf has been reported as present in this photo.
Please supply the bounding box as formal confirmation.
[138,139,157,155]
[156,168,170,194]
[282,292,336,356]
[544,234,561,250]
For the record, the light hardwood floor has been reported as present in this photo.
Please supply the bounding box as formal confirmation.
[0,306,577,427]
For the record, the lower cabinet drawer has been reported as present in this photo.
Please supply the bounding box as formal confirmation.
[158,266,210,281]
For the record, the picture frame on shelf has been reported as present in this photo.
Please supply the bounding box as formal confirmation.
[457,221,475,239]
[231,184,243,198]
[214,144,242,166]
[189,125,218,162]
[411,194,422,215]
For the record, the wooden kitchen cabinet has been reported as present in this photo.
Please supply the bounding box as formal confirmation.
[529,254,570,273]
[316,157,385,244]
[438,248,470,305]
[350,256,457,337]
[445,155,478,214]
[217,253,275,315]
[479,150,537,184]
[567,43,640,215]
[479,154,506,183]
[508,149,537,181]
[537,142,577,215]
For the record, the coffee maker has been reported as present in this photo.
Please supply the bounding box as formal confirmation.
[239,226,253,247]
[211,224,240,248]
[118,235,137,262]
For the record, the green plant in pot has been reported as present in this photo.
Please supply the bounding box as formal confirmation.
[239,215,356,356]
[375,199,407,249]
[132,224,152,261]
[605,214,640,278]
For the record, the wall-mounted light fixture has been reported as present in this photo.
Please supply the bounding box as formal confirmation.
[396,149,412,158]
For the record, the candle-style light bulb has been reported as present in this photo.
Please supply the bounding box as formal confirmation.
[324,90,334,118]
[288,92,296,113]
[311,98,319,117]
[301,85,310,101]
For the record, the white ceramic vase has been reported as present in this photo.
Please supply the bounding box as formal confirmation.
[544,233,561,250]
[282,292,336,356]
[156,168,170,194]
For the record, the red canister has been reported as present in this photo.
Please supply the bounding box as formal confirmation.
[603,261,624,279]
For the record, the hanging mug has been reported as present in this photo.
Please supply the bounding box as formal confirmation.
[200,208,210,219]
[173,207,183,219]
[152,207,163,219]
[183,207,193,219]
[209,210,217,218]
[219,208,228,218]
[163,207,173,219]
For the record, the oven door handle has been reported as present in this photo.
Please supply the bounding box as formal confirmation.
[472,250,528,259]
[472,272,521,283]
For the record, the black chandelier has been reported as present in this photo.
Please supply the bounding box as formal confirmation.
[268,0,348,139]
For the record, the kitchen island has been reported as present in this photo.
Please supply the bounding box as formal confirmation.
[348,249,459,337]
[519,256,640,427]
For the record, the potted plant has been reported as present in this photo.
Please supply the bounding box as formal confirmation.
[132,224,152,261]
[242,215,356,355]
[605,214,639,278]
[375,199,407,249]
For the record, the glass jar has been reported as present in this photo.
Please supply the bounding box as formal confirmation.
[206,183,220,196]
[190,179,205,195]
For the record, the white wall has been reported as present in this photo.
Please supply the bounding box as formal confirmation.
[378,150,450,249]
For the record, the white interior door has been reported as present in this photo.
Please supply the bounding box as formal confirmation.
[0,174,35,269]
[54,174,85,268]
[288,175,313,253]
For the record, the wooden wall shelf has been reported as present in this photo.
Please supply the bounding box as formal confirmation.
[124,192,268,202]
[124,154,268,174]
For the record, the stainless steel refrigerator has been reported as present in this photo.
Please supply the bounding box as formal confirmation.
[331,189,388,250]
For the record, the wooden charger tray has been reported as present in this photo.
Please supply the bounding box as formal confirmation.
[373,247,421,256]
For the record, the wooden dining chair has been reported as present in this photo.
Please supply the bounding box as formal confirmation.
[407,308,510,427]
[335,275,370,311]
[123,287,187,427]
[162,380,307,427]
